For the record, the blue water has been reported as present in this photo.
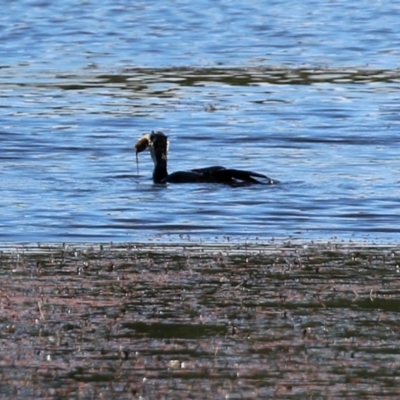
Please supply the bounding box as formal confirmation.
[1,0,400,243]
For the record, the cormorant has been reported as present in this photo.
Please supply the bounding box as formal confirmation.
[135,131,276,185]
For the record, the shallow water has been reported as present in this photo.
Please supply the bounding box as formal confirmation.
[1,243,400,398]
[1,0,400,242]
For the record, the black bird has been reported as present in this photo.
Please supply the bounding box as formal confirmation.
[134,131,276,185]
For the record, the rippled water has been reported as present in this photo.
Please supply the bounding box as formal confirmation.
[1,0,400,242]
[2,243,400,398]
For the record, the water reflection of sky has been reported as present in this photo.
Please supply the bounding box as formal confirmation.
[1,0,400,242]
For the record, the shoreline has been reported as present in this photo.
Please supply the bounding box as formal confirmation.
[1,238,399,255]
[1,237,399,398]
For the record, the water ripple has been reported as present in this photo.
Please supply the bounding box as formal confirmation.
[2,0,400,242]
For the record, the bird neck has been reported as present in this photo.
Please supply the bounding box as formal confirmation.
[153,160,168,182]
[150,146,168,183]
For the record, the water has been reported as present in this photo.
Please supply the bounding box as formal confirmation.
[1,0,400,243]
[2,243,400,398]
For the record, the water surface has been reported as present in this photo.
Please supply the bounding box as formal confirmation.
[1,243,400,398]
[1,0,400,243]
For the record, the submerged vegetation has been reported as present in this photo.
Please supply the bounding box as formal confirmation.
[1,241,400,398]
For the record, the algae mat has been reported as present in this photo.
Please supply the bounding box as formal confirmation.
[1,242,400,398]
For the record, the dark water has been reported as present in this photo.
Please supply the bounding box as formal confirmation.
[1,243,400,398]
[1,1,400,242]
[0,243,400,399]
